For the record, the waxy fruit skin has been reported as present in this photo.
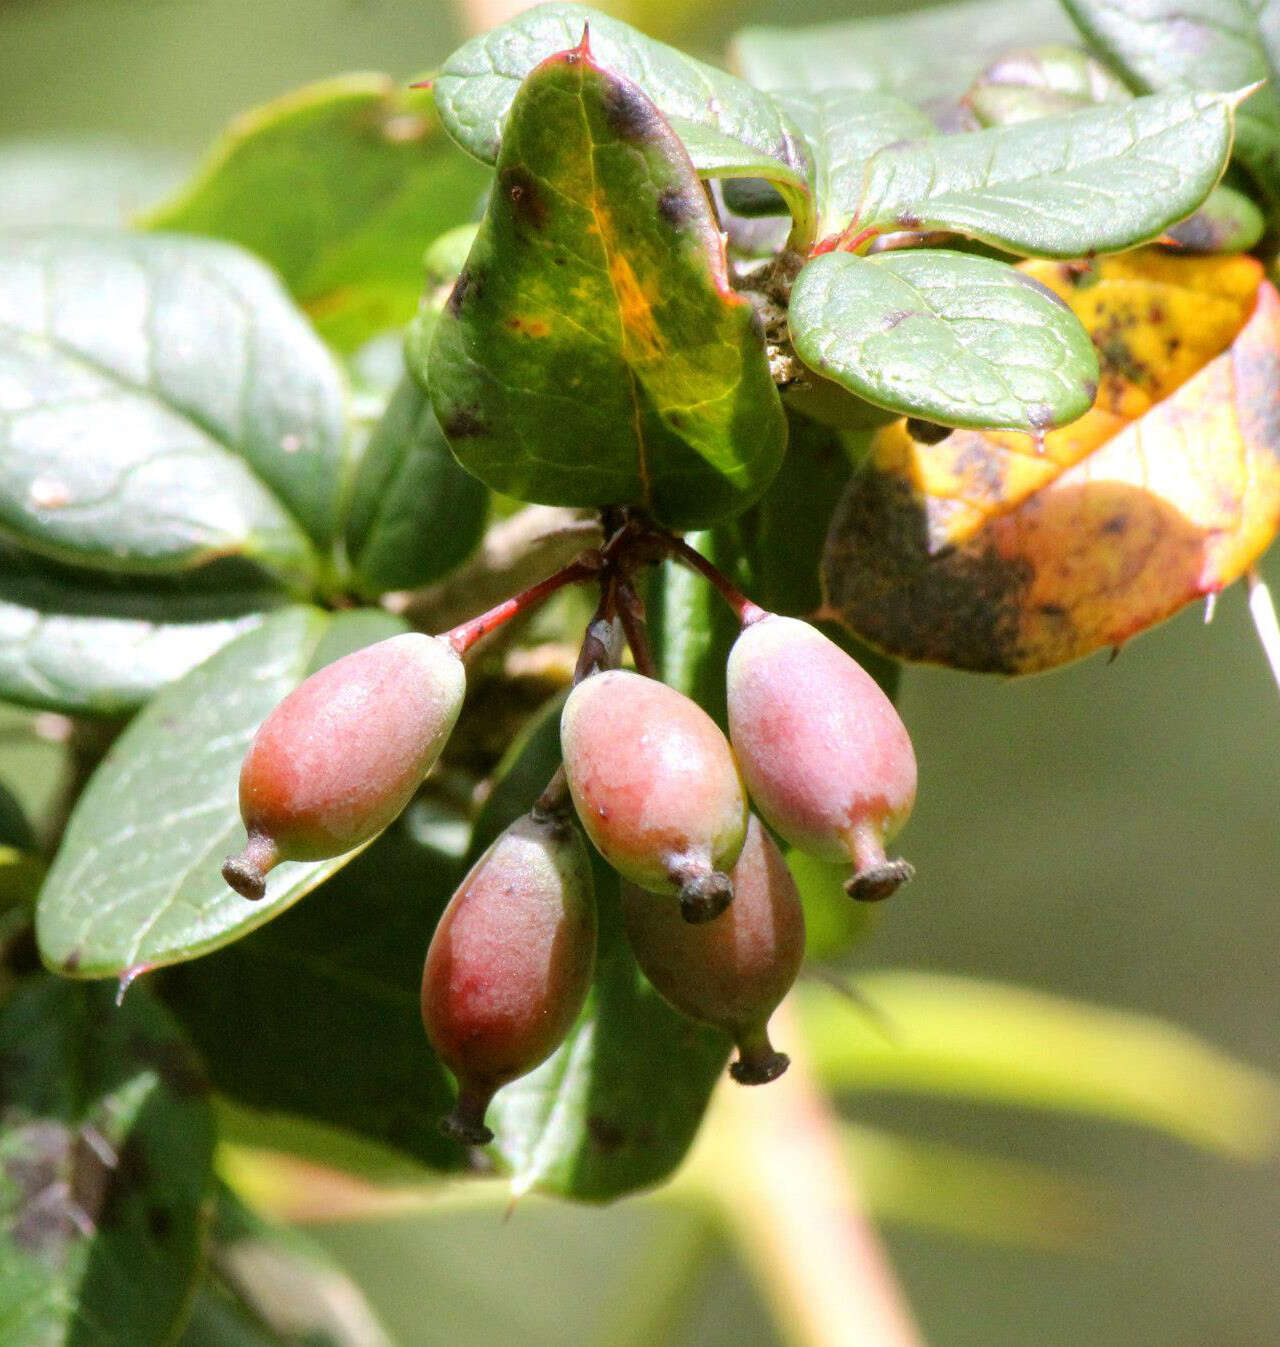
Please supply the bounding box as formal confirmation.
[561,669,748,922]
[422,811,597,1144]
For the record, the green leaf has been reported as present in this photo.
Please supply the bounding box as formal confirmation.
[732,0,1074,99]
[35,605,406,978]
[142,76,492,353]
[427,42,786,530]
[0,547,283,715]
[852,89,1239,257]
[344,375,488,597]
[0,140,186,231]
[789,250,1099,432]
[432,4,811,225]
[162,817,465,1173]
[799,972,1280,1159]
[1063,0,1280,203]
[0,975,215,1347]
[964,43,1131,126]
[0,230,349,585]
[0,781,34,852]
[774,90,936,245]
[467,689,730,1200]
[964,44,1265,254]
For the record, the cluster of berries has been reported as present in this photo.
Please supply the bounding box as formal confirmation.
[222,521,916,1146]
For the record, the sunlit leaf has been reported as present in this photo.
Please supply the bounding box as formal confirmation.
[799,973,1280,1160]
[0,976,215,1347]
[823,251,1280,672]
[848,89,1239,258]
[428,38,785,529]
[142,76,491,352]
[0,230,348,585]
[35,606,405,977]
[771,91,934,246]
[1063,0,1280,203]
[432,3,812,236]
[789,250,1099,431]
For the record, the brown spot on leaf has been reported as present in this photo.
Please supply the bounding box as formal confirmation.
[442,408,489,440]
[447,268,481,316]
[499,167,548,230]
[602,78,661,142]
[881,309,912,332]
[657,187,695,228]
[587,1115,628,1152]
[1026,403,1055,431]
[896,211,921,229]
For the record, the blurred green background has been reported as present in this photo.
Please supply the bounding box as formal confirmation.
[2,0,1278,1344]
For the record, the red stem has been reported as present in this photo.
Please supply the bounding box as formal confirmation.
[616,579,659,678]
[442,555,599,656]
[665,536,767,627]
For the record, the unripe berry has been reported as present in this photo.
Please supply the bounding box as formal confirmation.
[726,615,916,902]
[560,670,748,923]
[222,633,465,899]
[421,810,596,1144]
[622,815,804,1085]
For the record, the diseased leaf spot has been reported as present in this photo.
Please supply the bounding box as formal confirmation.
[447,268,481,316]
[443,408,489,440]
[880,309,913,332]
[1026,403,1055,430]
[602,79,662,142]
[500,167,547,230]
[656,187,695,228]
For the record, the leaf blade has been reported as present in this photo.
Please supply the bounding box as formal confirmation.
[790,250,1099,432]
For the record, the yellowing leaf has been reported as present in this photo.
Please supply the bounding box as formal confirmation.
[823,262,1280,672]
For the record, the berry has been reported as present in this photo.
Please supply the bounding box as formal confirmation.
[222,633,465,899]
[622,815,804,1085]
[421,810,596,1144]
[726,615,916,901]
[560,669,748,923]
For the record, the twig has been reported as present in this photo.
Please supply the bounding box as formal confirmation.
[443,554,600,656]
[665,535,767,627]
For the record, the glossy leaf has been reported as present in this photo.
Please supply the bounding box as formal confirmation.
[790,250,1099,432]
[822,255,1280,672]
[0,230,348,584]
[799,973,1280,1159]
[1063,0,1280,203]
[163,817,467,1177]
[0,547,281,715]
[0,975,215,1347]
[432,3,812,231]
[344,374,488,597]
[849,89,1239,258]
[142,76,491,353]
[428,40,786,529]
[472,683,729,1201]
[774,90,935,246]
[35,605,406,977]
[731,0,1074,99]
[964,45,1265,254]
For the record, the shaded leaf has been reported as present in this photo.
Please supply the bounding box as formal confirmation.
[0,975,215,1347]
[161,817,465,1174]
[0,547,283,715]
[965,43,1131,126]
[428,40,785,529]
[1063,0,1280,203]
[789,250,1099,432]
[0,781,34,852]
[822,255,1280,672]
[142,76,491,353]
[774,90,936,245]
[0,230,348,584]
[964,45,1265,254]
[471,666,730,1201]
[799,973,1280,1159]
[343,374,489,598]
[432,3,812,234]
[35,606,406,977]
[849,89,1239,258]
[731,0,1075,100]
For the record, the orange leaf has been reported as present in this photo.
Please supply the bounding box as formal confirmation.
[823,265,1280,674]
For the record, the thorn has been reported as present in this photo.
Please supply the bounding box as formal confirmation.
[1246,567,1280,704]
[575,21,592,56]
[1203,591,1218,624]
[407,78,434,90]
[116,963,153,1006]
[1107,645,1122,665]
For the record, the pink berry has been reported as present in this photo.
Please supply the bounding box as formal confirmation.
[222,633,465,899]
[560,669,747,923]
[727,615,916,901]
[622,815,804,1085]
[421,810,596,1145]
